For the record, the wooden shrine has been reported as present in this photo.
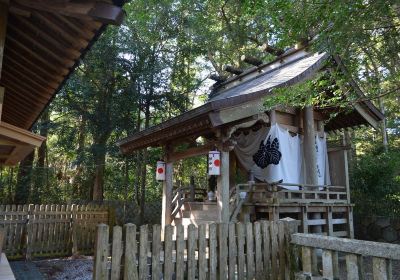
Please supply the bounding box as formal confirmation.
[118,47,383,238]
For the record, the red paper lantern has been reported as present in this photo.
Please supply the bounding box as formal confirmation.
[208,151,220,175]
[156,161,166,181]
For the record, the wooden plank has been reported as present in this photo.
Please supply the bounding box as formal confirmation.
[161,161,173,228]
[270,221,279,279]
[346,253,359,280]
[301,246,312,275]
[322,249,333,279]
[0,0,8,78]
[175,224,185,280]
[124,224,138,280]
[197,224,207,280]
[138,225,148,280]
[151,224,161,280]
[217,150,230,223]
[278,222,286,280]
[187,224,197,280]
[236,222,245,280]
[228,223,236,280]
[218,223,228,279]
[372,257,388,280]
[291,233,400,260]
[94,224,109,280]
[209,223,217,280]
[254,222,263,279]
[111,226,123,280]
[261,221,271,279]
[246,222,255,280]
[163,225,174,280]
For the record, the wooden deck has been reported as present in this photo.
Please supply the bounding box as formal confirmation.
[0,254,15,280]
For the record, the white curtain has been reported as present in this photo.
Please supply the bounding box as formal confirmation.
[233,124,331,189]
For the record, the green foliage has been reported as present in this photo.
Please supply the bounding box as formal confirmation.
[351,145,400,217]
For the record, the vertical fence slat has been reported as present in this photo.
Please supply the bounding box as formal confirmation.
[163,225,174,280]
[151,224,161,280]
[270,221,279,279]
[111,226,123,280]
[322,249,334,279]
[278,221,286,280]
[246,222,254,280]
[94,224,109,280]
[254,222,263,280]
[236,222,245,280]
[175,224,185,280]
[372,257,388,280]
[124,223,138,280]
[261,221,271,279]
[139,225,148,280]
[218,223,228,279]
[209,223,217,280]
[301,246,312,275]
[345,253,360,280]
[187,224,197,280]
[198,224,207,280]
[228,223,236,280]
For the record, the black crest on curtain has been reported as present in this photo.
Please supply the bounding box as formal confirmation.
[253,136,282,168]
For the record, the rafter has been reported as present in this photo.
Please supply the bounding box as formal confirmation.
[13,0,124,25]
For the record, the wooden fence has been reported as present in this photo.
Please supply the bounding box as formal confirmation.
[292,233,400,279]
[94,220,298,280]
[0,204,110,259]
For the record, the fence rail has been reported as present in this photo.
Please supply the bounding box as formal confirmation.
[0,204,110,259]
[292,233,400,279]
[94,220,298,280]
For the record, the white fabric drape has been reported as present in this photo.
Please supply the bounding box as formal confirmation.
[233,124,331,189]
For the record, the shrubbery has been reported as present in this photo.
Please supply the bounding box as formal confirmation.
[351,146,400,217]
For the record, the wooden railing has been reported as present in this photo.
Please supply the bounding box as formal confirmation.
[0,204,110,259]
[291,233,400,279]
[171,186,207,218]
[234,182,349,205]
[94,220,298,280]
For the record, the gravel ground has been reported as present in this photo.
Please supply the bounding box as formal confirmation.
[34,256,93,280]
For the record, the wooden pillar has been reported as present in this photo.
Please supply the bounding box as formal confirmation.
[217,150,230,223]
[303,106,317,185]
[161,161,173,228]
[0,0,8,79]
[270,110,277,125]
[0,87,4,121]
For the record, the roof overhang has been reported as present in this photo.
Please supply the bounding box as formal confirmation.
[117,49,384,154]
[0,0,125,130]
[0,121,45,165]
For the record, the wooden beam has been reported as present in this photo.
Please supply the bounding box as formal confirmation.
[168,143,214,162]
[0,0,8,79]
[33,12,89,49]
[241,55,263,66]
[303,107,318,185]
[5,47,65,83]
[7,20,76,67]
[13,0,124,25]
[161,161,173,228]
[0,121,46,147]
[12,14,81,58]
[4,144,33,166]
[6,36,69,75]
[0,87,3,122]
[217,149,230,223]
[224,65,243,75]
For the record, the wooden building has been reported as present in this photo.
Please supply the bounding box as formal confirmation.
[118,48,383,238]
[0,0,125,165]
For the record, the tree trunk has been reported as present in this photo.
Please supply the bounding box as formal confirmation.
[92,143,106,201]
[33,110,49,203]
[14,151,35,204]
